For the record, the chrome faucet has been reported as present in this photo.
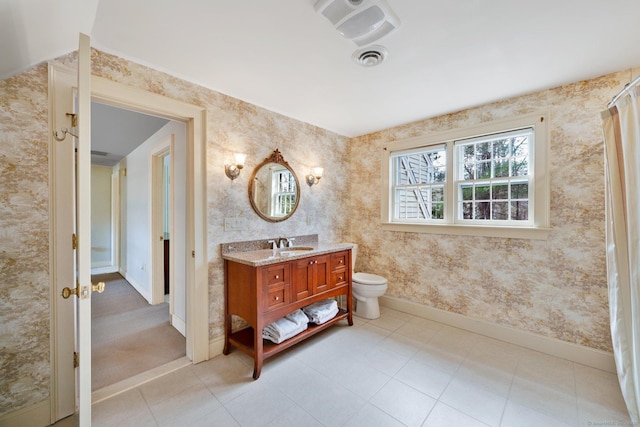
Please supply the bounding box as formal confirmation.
[278,237,295,248]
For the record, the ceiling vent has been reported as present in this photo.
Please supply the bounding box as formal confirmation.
[315,0,400,46]
[352,45,387,66]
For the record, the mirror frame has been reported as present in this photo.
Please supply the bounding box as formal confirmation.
[248,149,301,222]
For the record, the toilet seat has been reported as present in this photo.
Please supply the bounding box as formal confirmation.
[353,272,387,285]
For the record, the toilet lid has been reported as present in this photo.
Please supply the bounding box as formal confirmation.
[353,272,387,285]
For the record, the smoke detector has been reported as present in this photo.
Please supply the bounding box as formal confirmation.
[315,0,400,46]
[352,45,387,67]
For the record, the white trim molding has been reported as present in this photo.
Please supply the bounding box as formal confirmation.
[0,399,50,427]
[380,295,616,373]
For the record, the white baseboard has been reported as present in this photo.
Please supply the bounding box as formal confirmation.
[379,295,616,373]
[91,265,119,275]
[171,314,186,337]
[124,273,151,303]
[0,399,50,427]
[209,335,225,358]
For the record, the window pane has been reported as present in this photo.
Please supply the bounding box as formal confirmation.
[475,202,490,219]
[476,185,490,200]
[513,137,528,157]
[492,184,508,199]
[494,159,509,178]
[492,202,508,220]
[511,183,528,199]
[511,201,528,220]
[512,157,528,176]
[477,161,491,179]
[463,145,474,162]
[462,163,475,180]
[461,186,473,201]
[462,202,473,219]
[493,139,510,158]
[476,142,490,160]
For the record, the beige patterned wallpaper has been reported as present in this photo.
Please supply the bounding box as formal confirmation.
[0,46,634,416]
[0,64,51,415]
[347,68,639,353]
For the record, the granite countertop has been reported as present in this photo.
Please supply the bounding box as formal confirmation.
[222,242,354,267]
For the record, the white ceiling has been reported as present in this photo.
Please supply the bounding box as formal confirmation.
[2,0,640,137]
[91,102,169,166]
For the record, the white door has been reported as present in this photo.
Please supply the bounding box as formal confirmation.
[56,31,95,426]
[75,32,94,426]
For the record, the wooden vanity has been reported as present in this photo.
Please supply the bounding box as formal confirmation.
[223,244,353,379]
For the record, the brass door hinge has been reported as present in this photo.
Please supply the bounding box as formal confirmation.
[72,234,77,250]
[73,352,79,368]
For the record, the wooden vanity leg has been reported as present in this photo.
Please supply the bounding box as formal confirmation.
[253,323,264,379]
[347,282,354,326]
[223,260,231,355]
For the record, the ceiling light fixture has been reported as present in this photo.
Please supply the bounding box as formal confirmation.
[352,45,387,67]
[315,0,400,46]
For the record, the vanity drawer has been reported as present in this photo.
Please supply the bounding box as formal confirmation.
[263,264,288,286]
[265,284,290,311]
[331,270,348,288]
[331,251,348,271]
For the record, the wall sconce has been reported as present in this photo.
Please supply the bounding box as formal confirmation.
[306,167,323,187]
[225,153,246,180]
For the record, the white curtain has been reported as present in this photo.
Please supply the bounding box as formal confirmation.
[602,85,640,423]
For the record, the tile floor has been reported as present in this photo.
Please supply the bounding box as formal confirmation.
[54,307,631,427]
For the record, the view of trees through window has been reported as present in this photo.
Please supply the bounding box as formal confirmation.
[457,129,531,221]
[391,127,532,223]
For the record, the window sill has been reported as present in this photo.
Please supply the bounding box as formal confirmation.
[380,222,551,240]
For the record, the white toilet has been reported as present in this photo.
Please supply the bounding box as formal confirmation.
[349,244,388,319]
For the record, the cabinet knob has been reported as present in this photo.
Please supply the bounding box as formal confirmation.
[339,260,343,264]
[339,276,343,280]
[275,275,279,279]
[275,296,279,301]
[314,260,318,264]
[309,261,314,265]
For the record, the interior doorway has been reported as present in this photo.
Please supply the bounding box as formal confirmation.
[89,101,188,392]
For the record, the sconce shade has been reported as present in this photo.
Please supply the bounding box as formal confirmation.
[306,167,324,187]
[234,153,246,167]
[225,152,246,180]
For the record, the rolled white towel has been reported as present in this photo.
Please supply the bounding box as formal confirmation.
[303,299,339,324]
[262,309,309,344]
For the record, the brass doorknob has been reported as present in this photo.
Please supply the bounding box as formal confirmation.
[92,282,105,293]
[61,286,79,299]
[61,282,105,299]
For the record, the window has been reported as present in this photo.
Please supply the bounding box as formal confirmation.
[381,113,550,239]
[456,128,532,224]
[270,168,296,217]
[391,146,446,220]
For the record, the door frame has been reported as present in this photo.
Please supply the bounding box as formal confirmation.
[151,141,174,306]
[49,64,209,422]
[91,74,209,362]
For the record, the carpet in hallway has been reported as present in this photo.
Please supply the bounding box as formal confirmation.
[91,273,186,391]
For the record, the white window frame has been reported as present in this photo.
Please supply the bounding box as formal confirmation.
[269,166,297,218]
[381,112,551,240]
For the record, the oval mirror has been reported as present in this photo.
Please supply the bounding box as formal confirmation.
[248,149,300,222]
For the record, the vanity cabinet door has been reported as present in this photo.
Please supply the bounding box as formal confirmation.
[293,258,313,300]
[261,263,291,311]
[311,255,331,294]
[292,254,330,301]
